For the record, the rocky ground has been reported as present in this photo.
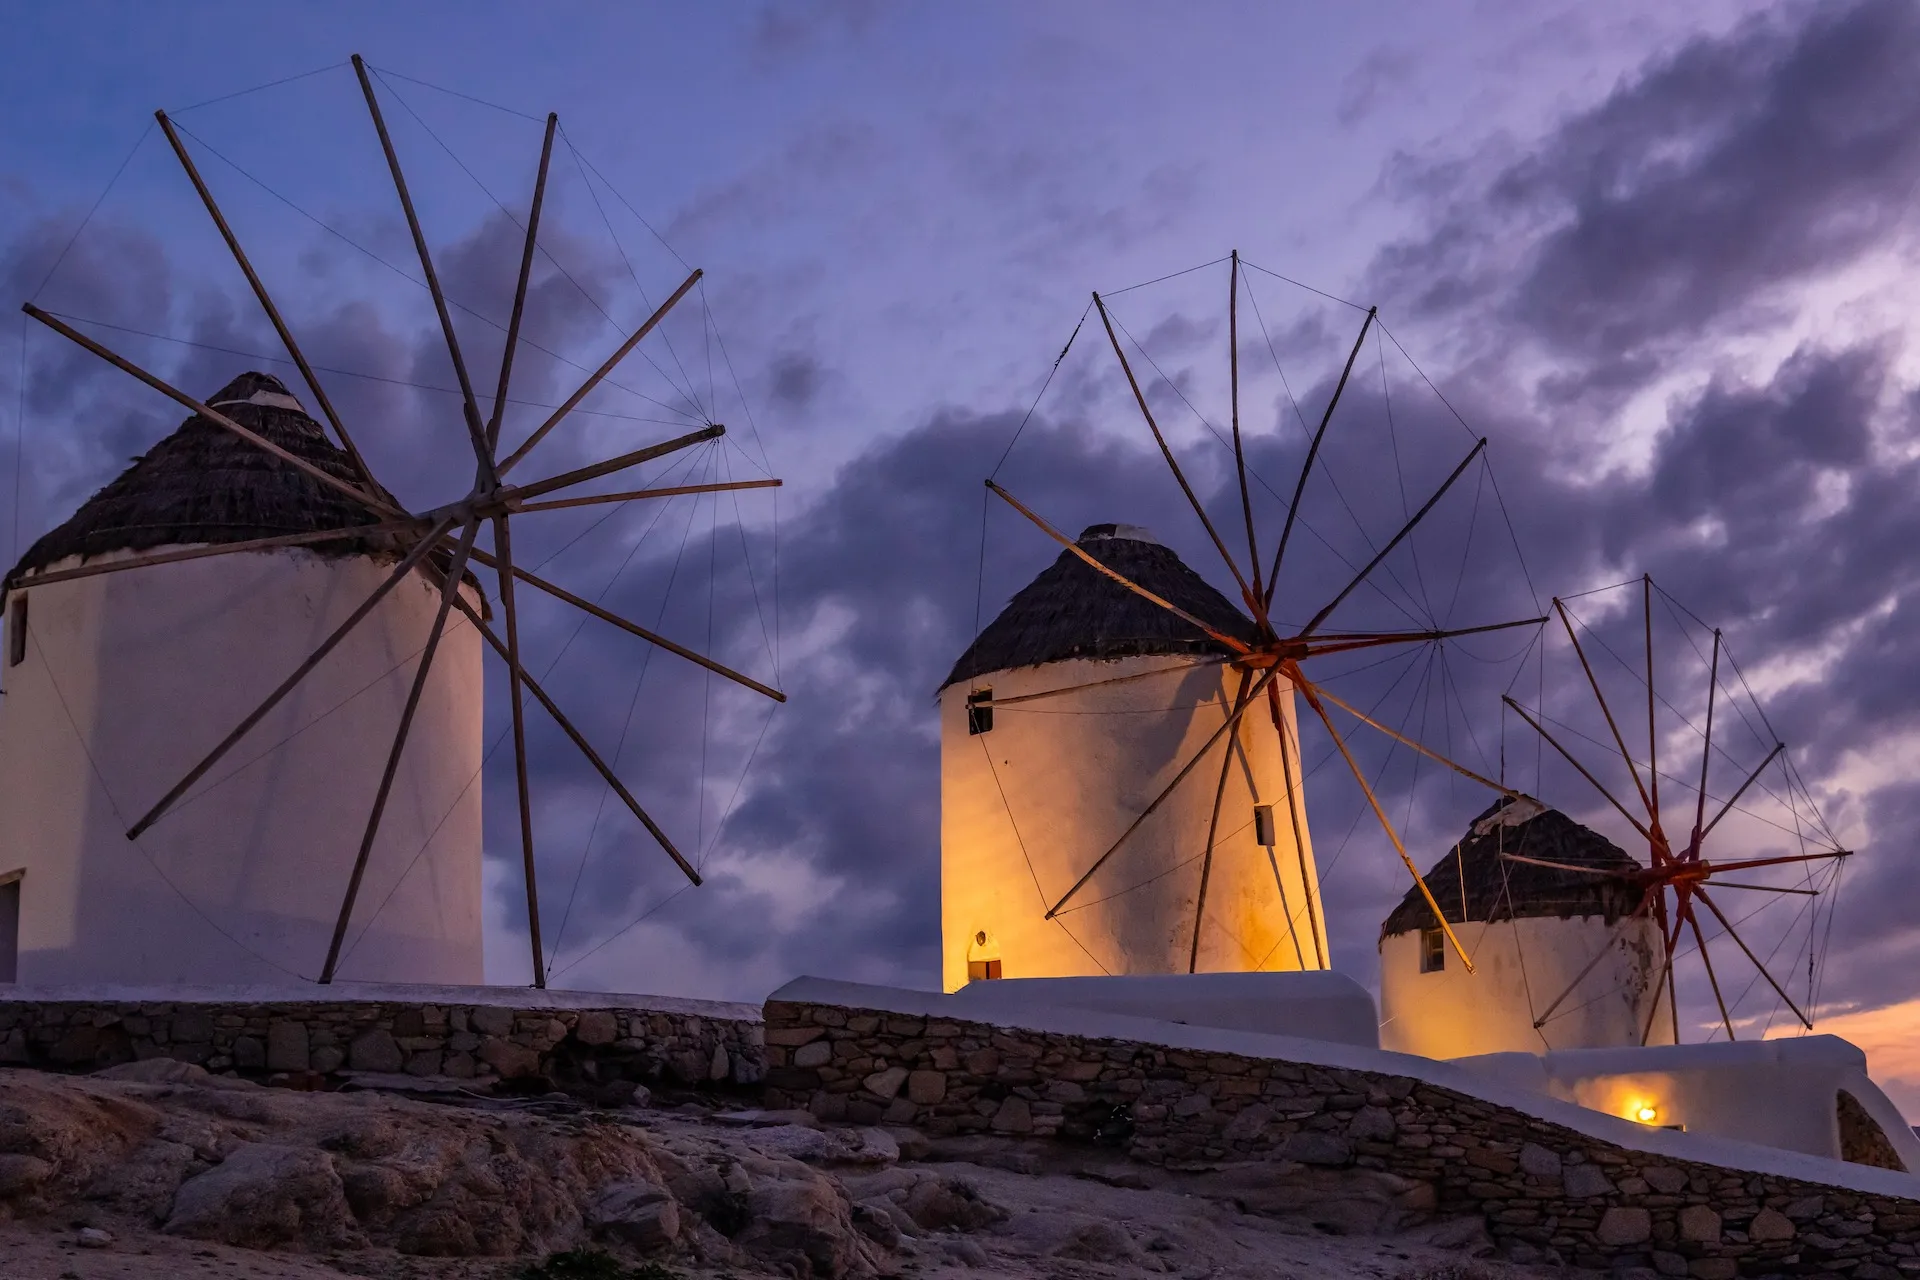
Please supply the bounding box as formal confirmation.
[0,1061,1560,1280]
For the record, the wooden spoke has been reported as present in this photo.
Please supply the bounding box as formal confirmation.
[320,518,481,983]
[1502,697,1654,841]
[450,596,701,885]
[15,519,424,588]
[464,546,785,702]
[1190,668,1252,973]
[126,516,456,839]
[1696,849,1850,877]
[1499,853,1617,875]
[1308,678,1521,800]
[155,112,377,488]
[986,480,1251,654]
[1297,615,1547,658]
[1266,306,1376,607]
[499,424,724,506]
[511,477,781,513]
[352,55,494,479]
[1699,742,1786,839]
[1298,437,1486,639]
[498,268,704,477]
[1093,292,1260,619]
[990,657,1228,707]
[1533,888,1654,1029]
[1695,886,1813,1028]
[23,305,400,519]
[1268,679,1323,968]
[1553,599,1657,828]
[486,112,558,453]
[1229,252,1262,606]
[1686,901,1736,1041]
[1046,665,1284,919]
[1295,673,1475,971]
[493,514,545,989]
[1707,881,1818,895]
[1690,629,1721,852]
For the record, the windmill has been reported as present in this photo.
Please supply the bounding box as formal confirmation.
[11,56,784,989]
[958,252,1547,980]
[1499,576,1850,1042]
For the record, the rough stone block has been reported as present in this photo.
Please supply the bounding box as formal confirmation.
[1518,1142,1562,1180]
[1686,1260,1737,1280]
[310,1045,345,1074]
[863,1067,908,1099]
[1278,1131,1352,1167]
[265,1022,309,1073]
[1597,1206,1652,1246]
[468,1005,513,1038]
[1642,1165,1687,1194]
[232,1036,265,1070]
[1749,1207,1796,1242]
[575,1011,618,1046]
[794,1041,832,1069]
[991,1096,1032,1134]
[1679,1204,1722,1243]
[1565,1163,1616,1198]
[348,1029,404,1074]
[479,1036,541,1079]
[907,1070,947,1105]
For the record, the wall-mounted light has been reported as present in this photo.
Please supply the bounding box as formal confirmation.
[1634,1104,1659,1124]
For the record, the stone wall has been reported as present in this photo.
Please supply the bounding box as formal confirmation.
[0,987,765,1096]
[763,994,1920,1278]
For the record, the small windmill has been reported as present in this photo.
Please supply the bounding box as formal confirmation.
[980,252,1545,973]
[1500,576,1849,1042]
[17,55,784,988]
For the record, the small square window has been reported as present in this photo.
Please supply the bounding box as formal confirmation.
[6,595,24,669]
[966,688,993,735]
[967,958,1003,981]
[1419,927,1446,973]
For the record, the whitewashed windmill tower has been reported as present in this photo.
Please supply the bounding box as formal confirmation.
[939,522,1326,990]
[0,374,487,985]
[1378,795,1672,1059]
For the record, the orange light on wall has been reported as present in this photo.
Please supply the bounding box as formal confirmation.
[1634,1103,1660,1124]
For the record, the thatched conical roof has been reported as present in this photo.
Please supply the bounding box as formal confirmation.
[1380,796,1648,939]
[942,523,1256,690]
[5,372,393,591]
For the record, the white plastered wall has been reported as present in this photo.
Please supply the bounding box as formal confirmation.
[0,548,484,985]
[1455,1037,1920,1171]
[1380,912,1672,1059]
[940,655,1327,992]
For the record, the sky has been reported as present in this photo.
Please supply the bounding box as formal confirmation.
[6,2,1920,1110]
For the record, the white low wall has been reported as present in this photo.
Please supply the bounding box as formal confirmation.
[1452,1037,1920,1171]
[947,970,1379,1048]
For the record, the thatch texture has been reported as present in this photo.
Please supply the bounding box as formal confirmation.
[5,372,395,591]
[1380,796,1648,938]
[942,524,1257,690]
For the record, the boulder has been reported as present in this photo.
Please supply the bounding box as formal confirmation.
[588,1178,681,1250]
[736,1169,868,1277]
[163,1143,361,1249]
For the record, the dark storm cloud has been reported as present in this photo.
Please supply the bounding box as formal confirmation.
[1374,0,1920,375]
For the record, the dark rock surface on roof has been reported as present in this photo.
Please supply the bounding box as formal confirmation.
[941,524,1257,690]
[5,372,392,591]
[1380,796,1648,938]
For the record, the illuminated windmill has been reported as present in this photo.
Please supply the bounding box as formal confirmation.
[1500,577,1850,1042]
[944,252,1545,985]
[2,56,782,989]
